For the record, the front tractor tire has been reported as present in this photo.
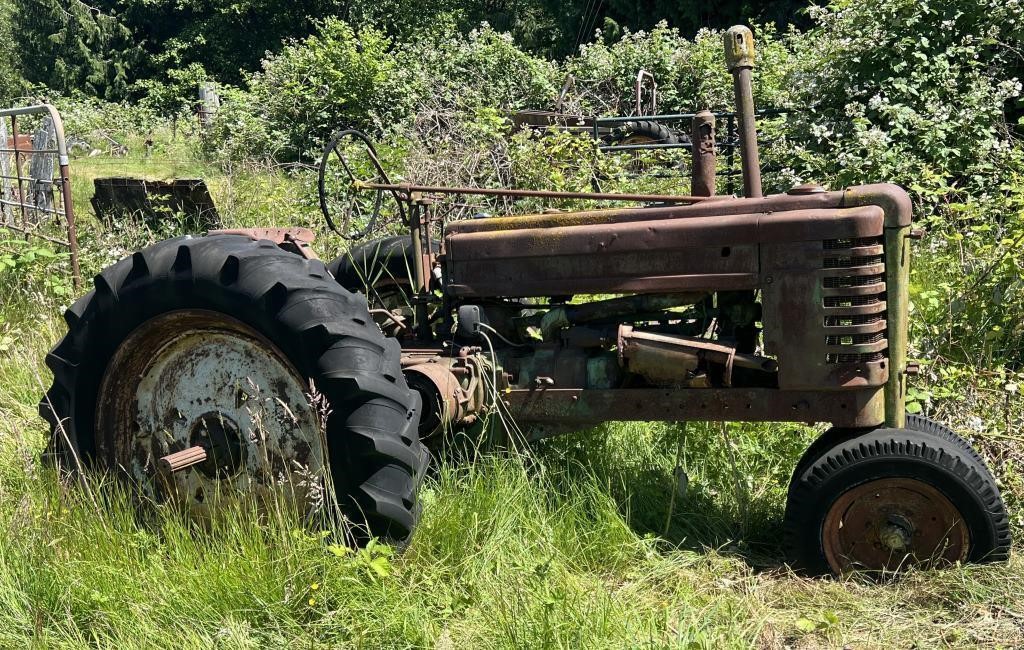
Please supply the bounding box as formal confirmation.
[784,427,1010,576]
[40,234,428,544]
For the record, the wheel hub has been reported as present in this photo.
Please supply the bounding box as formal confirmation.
[96,310,326,515]
[189,413,244,479]
[822,477,969,573]
[878,514,914,552]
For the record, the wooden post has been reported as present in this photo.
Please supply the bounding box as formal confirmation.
[197,83,220,129]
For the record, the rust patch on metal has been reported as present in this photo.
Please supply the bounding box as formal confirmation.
[690,111,716,197]
[208,227,319,259]
[401,351,493,443]
[617,325,777,388]
[445,206,882,298]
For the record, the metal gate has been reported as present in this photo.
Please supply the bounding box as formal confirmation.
[0,104,81,290]
[594,108,791,197]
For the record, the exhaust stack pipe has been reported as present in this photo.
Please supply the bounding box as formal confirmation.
[724,25,762,198]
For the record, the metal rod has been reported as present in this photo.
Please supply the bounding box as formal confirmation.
[11,115,27,225]
[0,198,65,216]
[0,221,71,245]
[726,115,735,196]
[522,125,596,133]
[0,148,60,155]
[408,202,432,341]
[0,174,54,183]
[724,26,763,198]
[594,108,788,126]
[59,161,81,289]
[732,67,762,198]
[690,110,716,197]
[598,142,693,152]
[596,112,702,125]
[409,202,425,294]
[158,446,208,475]
[358,182,713,204]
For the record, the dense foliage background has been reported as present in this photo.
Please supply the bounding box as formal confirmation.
[1,0,814,99]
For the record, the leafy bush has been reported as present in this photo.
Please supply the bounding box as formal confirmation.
[201,86,282,166]
[54,95,161,140]
[0,239,73,300]
[910,149,1024,368]
[784,0,1022,194]
[403,26,560,112]
[134,62,210,117]
[242,20,419,161]
[203,22,560,164]
[564,22,797,116]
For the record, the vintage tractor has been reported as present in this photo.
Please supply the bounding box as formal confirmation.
[40,27,1010,575]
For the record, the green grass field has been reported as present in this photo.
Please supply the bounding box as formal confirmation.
[0,142,1021,648]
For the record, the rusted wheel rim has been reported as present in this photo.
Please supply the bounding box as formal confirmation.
[822,477,969,573]
[619,134,659,145]
[96,309,326,515]
[617,134,663,172]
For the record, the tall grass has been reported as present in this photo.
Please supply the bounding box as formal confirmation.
[1,305,1021,647]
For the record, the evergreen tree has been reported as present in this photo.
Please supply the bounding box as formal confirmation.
[0,0,23,103]
[12,0,140,99]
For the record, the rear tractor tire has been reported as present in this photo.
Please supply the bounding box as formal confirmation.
[784,426,1010,576]
[40,234,428,544]
[328,235,440,295]
[328,235,441,338]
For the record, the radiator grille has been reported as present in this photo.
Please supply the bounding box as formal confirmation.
[823,255,884,269]
[822,238,888,364]
[824,273,885,288]
[823,236,882,250]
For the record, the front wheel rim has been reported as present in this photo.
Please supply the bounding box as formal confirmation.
[822,477,970,573]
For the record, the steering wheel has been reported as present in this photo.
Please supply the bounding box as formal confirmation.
[317,129,404,240]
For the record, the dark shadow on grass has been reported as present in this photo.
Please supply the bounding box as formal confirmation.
[605,465,788,571]
[529,424,796,573]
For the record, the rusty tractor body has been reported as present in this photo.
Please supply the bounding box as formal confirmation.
[41,26,1010,576]
[439,182,908,431]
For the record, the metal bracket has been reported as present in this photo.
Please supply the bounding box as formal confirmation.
[207,227,319,260]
